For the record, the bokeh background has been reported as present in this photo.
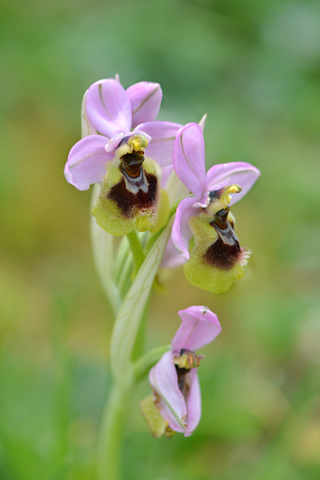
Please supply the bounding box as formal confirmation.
[1,0,320,478]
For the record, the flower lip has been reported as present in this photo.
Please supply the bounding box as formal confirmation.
[203,210,243,269]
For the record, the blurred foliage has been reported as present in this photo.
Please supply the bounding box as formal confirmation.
[1,0,320,478]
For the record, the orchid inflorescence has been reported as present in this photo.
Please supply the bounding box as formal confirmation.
[65,75,259,473]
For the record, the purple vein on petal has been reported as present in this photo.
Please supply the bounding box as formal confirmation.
[181,319,199,347]
[70,151,104,167]
[132,86,160,115]
[150,135,177,143]
[180,132,199,189]
[99,83,112,120]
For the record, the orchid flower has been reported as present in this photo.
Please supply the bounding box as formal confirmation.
[64,78,182,235]
[141,306,221,437]
[172,123,260,293]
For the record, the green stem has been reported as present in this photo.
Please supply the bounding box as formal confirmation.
[127,231,145,273]
[97,384,132,480]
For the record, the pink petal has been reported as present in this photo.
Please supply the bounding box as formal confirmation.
[86,79,132,138]
[161,237,187,269]
[206,162,260,206]
[173,123,207,199]
[104,132,125,153]
[135,121,182,167]
[185,370,201,437]
[172,306,221,353]
[149,351,187,432]
[127,82,163,128]
[171,196,198,260]
[64,135,113,191]
[81,90,97,137]
[160,165,173,188]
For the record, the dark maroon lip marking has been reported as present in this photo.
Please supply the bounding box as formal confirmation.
[204,237,241,270]
[107,172,158,218]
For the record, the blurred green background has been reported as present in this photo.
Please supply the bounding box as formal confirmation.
[1,0,320,478]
